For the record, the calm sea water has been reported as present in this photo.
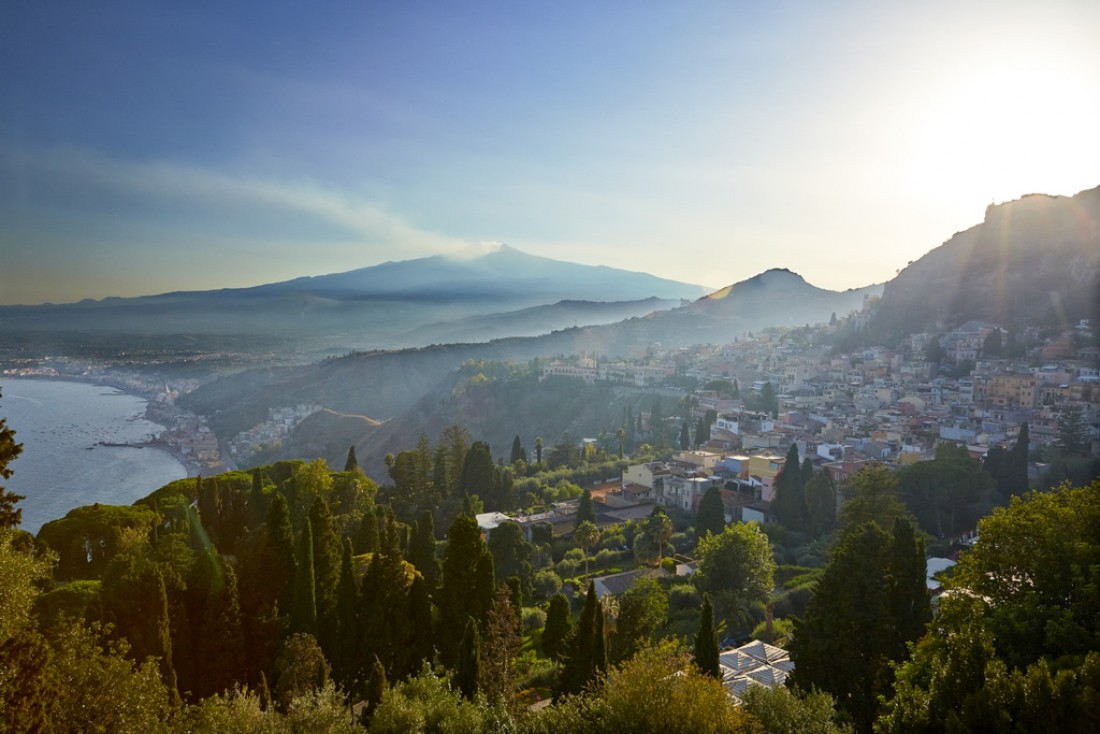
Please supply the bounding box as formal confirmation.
[1,379,187,534]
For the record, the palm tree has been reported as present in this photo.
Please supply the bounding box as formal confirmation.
[574,521,600,578]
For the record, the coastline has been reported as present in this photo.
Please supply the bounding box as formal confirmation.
[2,373,222,479]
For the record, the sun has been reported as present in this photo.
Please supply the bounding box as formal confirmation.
[905,52,1100,206]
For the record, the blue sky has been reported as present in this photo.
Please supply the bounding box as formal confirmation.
[3,0,1099,304]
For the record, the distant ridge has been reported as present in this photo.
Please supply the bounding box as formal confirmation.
[870,186,1100,337]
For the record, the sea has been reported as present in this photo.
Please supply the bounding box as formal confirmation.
[1,379,188,534]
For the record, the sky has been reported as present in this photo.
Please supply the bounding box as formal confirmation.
[2,0,1099,305]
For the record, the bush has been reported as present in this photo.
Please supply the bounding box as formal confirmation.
[530,570,562,602]
[667,584,700,611]
[521,607,547,633]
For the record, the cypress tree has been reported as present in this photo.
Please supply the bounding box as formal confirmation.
[365,656,386,717]
[542,593,572,661]
[265,492,296,614]
[696,486,725,538]
[454,618,480,701]
[593,599,608,677]
[344,445,359,473]
[438,513,494,665]
[408,510,441,591]
[248,469,267,528]
[577,489,596,525]
[354,504,380,554]
[679,421,691,450]
[406,574,434,673]
[510,435,525,465]
[694,593,720,678]
[334,538,359,687]
[291,519,317,636]
[559,582,603,695]
[309,497,341,657]
[772,443,806,532]
[888,518,930,655]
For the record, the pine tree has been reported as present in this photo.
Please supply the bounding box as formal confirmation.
[0,386,24,529]
[291,519,317,636]
[694,593,720,678]
[479,585,521,701]
[1057,407,1089,457]
[542,593,572,661]
[454,618,481,701]
[344,445,359,473]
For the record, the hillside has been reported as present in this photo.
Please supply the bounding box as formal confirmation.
[181,269,877,445]
[870,186,1100,339]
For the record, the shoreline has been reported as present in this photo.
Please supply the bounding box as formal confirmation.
[3,374,222,479]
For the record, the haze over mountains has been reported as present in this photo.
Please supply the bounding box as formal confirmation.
[0,245,706,355]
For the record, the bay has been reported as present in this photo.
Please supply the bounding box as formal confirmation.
[1,378,188,534]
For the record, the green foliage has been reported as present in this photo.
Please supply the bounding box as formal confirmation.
[695,486,726,540]
[837,465,913,539]
[897,446,994,538]
[1056,406,1090,458]
[438,513,494,665]
[610,577,667,664]
[291,519,317,636]
[542,593,572,661]
[772,444,806,532]
[803,469,837,540]
[37,503,157,581]
[695,522,775,627]
[559,583,606,696]
[740,685,851,734]
[453,618,481,701]
[545,642,750,734]
[274,632,330,710]
[951,480,1100,669]
[369,666,487,734]
[790,519,929,733]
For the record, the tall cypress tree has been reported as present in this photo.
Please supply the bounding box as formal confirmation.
[309,497,341,658]
[696,486,725,538]
[334,538,359,688]
[542,593,572,661]
[679,421,691,450]
[344,445,359,473]
[265,492,296,615]
[577,489,596,525]
[291,519,317,636]
[408,510,441,592]
[888,518,930,654]
[694,593,720,678]
[559,582,604,696]
[510,435,525,465]
[354,505,380,554]
[772,443,806,532]
[406,574,434,673]
[438,513,494,665]
[454,618,480,701]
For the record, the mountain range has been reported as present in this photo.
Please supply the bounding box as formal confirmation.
[0,245,706,356]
